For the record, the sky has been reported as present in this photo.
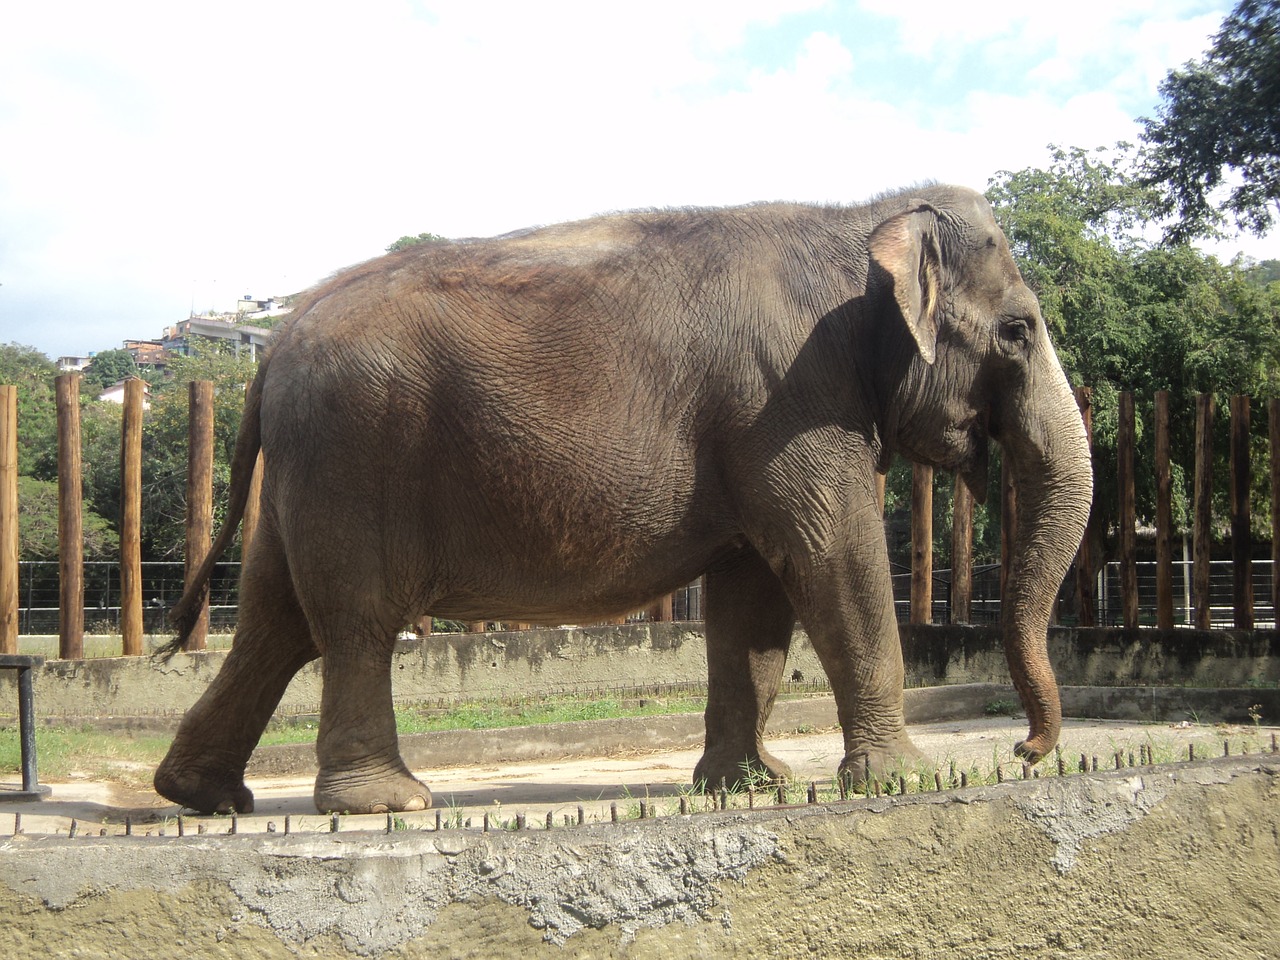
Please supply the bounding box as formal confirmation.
[2,0,1274,361]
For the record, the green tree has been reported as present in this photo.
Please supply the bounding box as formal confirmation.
[1245,259,1280,286]
[16,475,118,560]
[987,145,1280,552]
[386,232,447,253]
[1140,0,1280,242]
[0,343,59,479]
[79,400,125,533]
[85,348,138,389]
[2,340,258,562]
[140,340,256,560]
[1,344,130,560]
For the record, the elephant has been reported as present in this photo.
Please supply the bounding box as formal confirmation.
[154,184,1092,815]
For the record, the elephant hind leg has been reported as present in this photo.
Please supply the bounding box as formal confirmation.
[295,572,431,814]
[311,641,432,814]
[154,517,318,814]
[692,547,796,791]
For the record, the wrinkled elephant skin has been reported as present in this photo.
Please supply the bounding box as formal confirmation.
[154,185,1092,815]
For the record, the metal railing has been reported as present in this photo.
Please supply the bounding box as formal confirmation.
[13,561,241,635]
[12,562,707,636]
[13,558,1275,636]
[890,563,1005,626]
[891,559,1276,628]
[1094,559,1276,629]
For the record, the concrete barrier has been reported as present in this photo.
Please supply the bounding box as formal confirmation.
[4,623,1277,724]
[1,755,1275,958]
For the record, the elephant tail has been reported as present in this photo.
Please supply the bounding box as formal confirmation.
[156,353,269,661]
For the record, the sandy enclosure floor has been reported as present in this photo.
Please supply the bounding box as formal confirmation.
[4,713,1274,837]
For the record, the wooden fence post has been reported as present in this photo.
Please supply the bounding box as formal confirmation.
[184,380,214,650]
[1271,399,1279,629]
[1193,393,1214,629]
[1154,391,1174,629]
[910,463,933,625]
[56,373,84,659]
[0,386,18,654]
[950,473,972,625]
[1230,395,1252,629]
[119,378,144,655]
[1117,392,1138,629]
[1073,387,1095,626]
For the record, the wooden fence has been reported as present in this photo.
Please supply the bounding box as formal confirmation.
[1,375,1278,658]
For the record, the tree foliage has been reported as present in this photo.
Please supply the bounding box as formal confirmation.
[16,475,118,561]
[1140,0,1280,242]
[84,348,138,390]
[0,343,59,479]
[386,232,447,253]
[139,340,256,560]
[987,144,1280,552]
[2,339,255,561]
[1245,259,1280,285]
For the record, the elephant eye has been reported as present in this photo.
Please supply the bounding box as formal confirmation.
[998,314,1031,345]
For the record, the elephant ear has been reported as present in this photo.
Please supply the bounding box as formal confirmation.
[868,202,944,364]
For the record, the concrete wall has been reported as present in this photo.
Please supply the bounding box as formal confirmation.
[3,623,1278,722]
[2,755,1276,958]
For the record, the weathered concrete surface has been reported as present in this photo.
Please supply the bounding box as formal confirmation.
[5,624,1278,722]
[5,625,737,721]
[1,756,1276,958]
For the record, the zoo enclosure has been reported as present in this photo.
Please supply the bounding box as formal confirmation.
[1,377,1278,656]
[9,557,1275,639]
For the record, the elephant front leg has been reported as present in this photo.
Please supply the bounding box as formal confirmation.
[692,548,796,790]
[313,646,432,814]
[786,503,926,787]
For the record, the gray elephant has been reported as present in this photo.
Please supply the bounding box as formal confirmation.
[155,184,1092,815]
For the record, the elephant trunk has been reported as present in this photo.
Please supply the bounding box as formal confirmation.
[999,355,1092,763]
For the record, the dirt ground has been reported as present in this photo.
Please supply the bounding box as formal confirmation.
[3,713,1272,836]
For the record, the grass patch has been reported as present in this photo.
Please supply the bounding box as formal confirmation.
[258,693,708,745]
[0,726,172,785]
[1,693,709,780]
[393,694,706,734]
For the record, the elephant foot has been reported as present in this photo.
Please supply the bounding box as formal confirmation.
[314,765,433,814]
[692,746,793,792]
[839,735,928,791]
[154,755,255,815]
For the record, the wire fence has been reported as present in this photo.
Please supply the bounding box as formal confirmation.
[13,562,241,636]
[12,558,1275,636]
[12,562,708,636]
[890,563,1004,626]
[889,560,1277,629]
[1093,559,1276,629]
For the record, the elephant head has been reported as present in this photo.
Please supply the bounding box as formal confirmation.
[869,190,1093,761]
